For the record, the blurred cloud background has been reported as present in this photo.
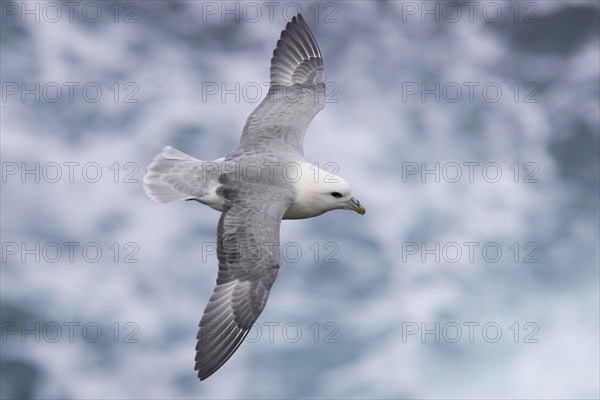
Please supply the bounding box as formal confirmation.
[1,0,598,398]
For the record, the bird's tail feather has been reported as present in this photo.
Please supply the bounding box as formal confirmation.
[143,146,203,203]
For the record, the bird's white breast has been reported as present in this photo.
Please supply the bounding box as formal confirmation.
[199,161,337,220]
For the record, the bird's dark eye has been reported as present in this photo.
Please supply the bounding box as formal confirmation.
[331,192,342,198]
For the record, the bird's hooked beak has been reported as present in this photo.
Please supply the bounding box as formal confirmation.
[345,197,366,215]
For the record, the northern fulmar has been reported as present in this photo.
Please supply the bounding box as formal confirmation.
[143,14,365,380]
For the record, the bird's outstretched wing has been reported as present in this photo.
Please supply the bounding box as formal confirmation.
[238,14,326,155]
[194,176,294,380]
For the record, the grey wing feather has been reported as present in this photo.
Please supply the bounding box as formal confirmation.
[194,178,293,380]
[238,14,326,155]
[270,14,325,85]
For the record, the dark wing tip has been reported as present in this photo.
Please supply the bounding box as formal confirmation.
[195,324,251,381]
[269,12,324,86]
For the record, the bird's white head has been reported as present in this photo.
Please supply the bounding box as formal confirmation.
[284,163,365,219]
[314,174,365,214]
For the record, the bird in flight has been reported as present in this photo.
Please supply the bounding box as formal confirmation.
[143,14,365,380]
